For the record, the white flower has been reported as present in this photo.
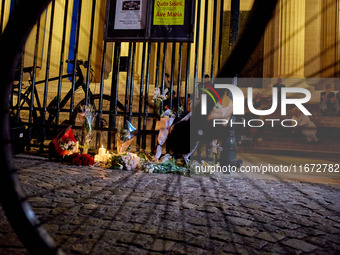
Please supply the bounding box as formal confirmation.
[152,88,168,103]
[122,152,140,171]
[153,88,160,100]
[160,153,173,163]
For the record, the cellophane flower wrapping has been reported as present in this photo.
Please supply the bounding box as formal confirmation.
[52,126,77,156]
[79,104,96,153]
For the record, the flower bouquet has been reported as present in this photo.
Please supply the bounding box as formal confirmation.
[79,104,96,154]
[70,153,94,166]
[152,87,168,110]
[116,121,137,154]
[110,152,141,171]
[51,126,78,157]
[62,153,94,166]
[142,154,189,176]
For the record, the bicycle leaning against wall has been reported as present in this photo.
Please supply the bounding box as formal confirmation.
[10,59,124,147]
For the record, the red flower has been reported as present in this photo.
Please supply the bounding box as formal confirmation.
[70,153,94,166]
[71,153,82,165]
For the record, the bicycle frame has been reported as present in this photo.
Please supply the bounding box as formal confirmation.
[13,60,94,128]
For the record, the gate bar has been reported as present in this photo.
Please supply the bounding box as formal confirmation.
[169,42,176,110]
[84,0,96,105]
[96,41,107,149]
[201,0,209,79]
[176,42,183,115]
[56,0,69,126]
[184,43,191,113]
[27,19,41,150]
[160,42,167,110]
[124,42,132,126]
[41,1,56,149]
[137,42,146,148]
[68,0,82,122]
[128,42,136,122]
[151,43,161,153]
[193,0,202,106]
[142,43,152,150]
[211,0,218,79]
[218,0,224,70]
[108,42,120,150]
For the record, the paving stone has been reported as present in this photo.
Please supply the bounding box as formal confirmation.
[255,231,285,242]
[227,216,254,227]
[150,239,175,252]
[0,157,339,254]
[281,238,318,253]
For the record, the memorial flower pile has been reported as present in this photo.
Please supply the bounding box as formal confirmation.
[109,152,189,175]
[50,126,95,166]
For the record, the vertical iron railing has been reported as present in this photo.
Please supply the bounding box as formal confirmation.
[96,40,107,149]
[84,0,96,105]
[142,43,152,150]
[40,0,55,150]
[150,43,162,153]
[169,42,176,110]
[69,0,82,122]
[9,0,234,155]
[137,42,146,148]
[176,43,183,115]
[27,19,41,150]
[56,0,69,126]
[109,42,120,150]
[193,0,202,107]
[128,42,136,123]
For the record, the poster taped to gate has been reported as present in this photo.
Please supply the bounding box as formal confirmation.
[114,0,146,30]
[153,0,185,25]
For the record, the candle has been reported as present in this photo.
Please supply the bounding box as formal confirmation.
[94,155,100,162]
[75,141,79,153]
[104,153,111,163]
[98,145,106,158]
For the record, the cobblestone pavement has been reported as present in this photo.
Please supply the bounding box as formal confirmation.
[0,156,340,254]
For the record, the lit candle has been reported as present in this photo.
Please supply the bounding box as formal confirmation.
[98,145,106,159]
[104,153,111,163]
[75,141,79,153]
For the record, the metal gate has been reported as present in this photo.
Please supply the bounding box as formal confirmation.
[3,0,231,154]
